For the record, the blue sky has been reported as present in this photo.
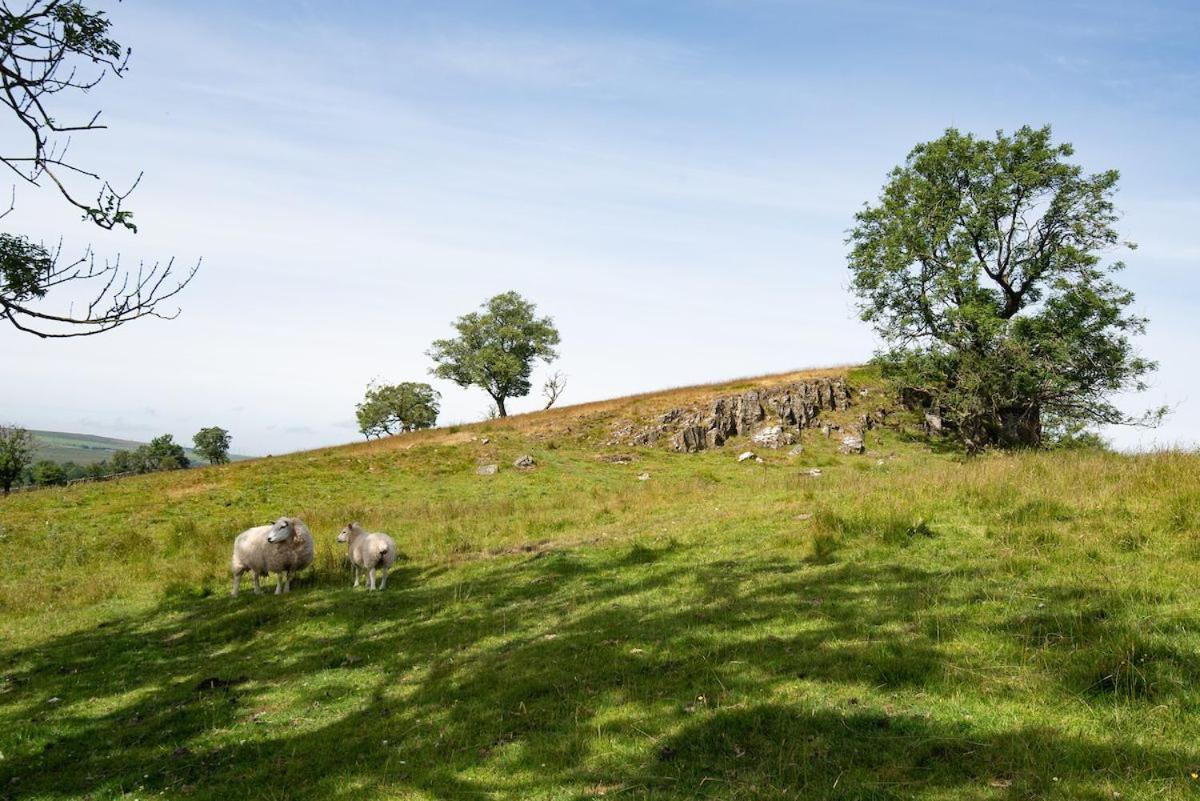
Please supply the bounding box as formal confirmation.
[0,0,1196,454]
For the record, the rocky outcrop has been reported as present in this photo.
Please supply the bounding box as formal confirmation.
[612,377,854,453]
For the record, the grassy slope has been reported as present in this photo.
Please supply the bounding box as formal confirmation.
[28,430,248,467]
[1,367,1198,800]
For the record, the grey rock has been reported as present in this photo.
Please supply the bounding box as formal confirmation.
[805,468,823,477]
[637,472,651,481]
[838,434,865,454]
[671,425,710,453]
[476,464,498,475]
[924,412,943,436]
[737,451,757,462]
[752,425,794,449]
[513,454,536,469]
[787,444,805,458]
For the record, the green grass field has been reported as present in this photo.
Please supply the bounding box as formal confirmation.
[1,368,1198,800]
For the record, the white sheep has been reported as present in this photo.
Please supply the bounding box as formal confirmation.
[230,517,315,597]
[336,522,396,590]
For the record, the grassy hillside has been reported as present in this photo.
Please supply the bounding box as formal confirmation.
[1,367,1198,800]
[29,430,250,467]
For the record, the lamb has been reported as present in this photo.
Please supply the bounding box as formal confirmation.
[336,522,396,590]
[230,517,315,597]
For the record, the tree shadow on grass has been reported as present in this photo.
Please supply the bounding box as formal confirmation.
[0,546,1194,800]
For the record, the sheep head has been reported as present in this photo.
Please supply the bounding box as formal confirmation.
[337,522,363,543]
[267,517,296,543]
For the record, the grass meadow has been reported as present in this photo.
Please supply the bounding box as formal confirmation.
[1,368,1198,800]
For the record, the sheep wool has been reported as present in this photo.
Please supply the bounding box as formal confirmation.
[231,517,315,597]
[337,522,397,590]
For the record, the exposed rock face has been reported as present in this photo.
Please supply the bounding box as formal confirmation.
[614,378,852,454]
[513,455,536,469]
[752,425,795,449]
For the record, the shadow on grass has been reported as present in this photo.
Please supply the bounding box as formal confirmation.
[0,547,1194,800]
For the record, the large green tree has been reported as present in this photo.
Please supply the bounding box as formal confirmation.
[0,1,195,337]
[0,424,34,493]
[847,125,1155,450]
[428,291,560,417]
[355,382,440,438]
[193,427,232,465]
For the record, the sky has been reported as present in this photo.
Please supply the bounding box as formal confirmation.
[0,0,1197,455]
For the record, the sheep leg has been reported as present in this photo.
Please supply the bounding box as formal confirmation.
[275,572,284,594]
[284,571,292,593]
[232,570,242,598]
[353,566,360,588]
[368,567,376,591]
[252,572,262,594]
[379,566,388,590]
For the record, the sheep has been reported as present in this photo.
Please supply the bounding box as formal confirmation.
[230,517,315,597]
[336,522,396,590]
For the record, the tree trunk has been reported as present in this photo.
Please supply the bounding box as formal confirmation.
[996,405,1041,448]
[495,397,508,417]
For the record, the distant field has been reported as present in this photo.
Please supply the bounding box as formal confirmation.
[29,430,250,466]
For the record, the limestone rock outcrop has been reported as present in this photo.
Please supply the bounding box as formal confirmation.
[612,377,854,453]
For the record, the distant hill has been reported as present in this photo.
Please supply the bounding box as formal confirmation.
[29,430,250,466]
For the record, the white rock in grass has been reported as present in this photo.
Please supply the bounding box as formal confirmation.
[737,451,757,462]
[476,464,498,475]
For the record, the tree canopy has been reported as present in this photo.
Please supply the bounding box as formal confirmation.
[193,427,232,465]
[0,1,195,337]
[0,424,34,493]
[847,125,1155,450]
[428,291,560,417]
[356,382,440,439]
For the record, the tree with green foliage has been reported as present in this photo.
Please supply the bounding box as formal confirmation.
[30,459,67,486]
[193,427,232,465]
[428,291,560,418]
[0,424,34,494]
[0,1,195,338]
[356,382,441,439]
[139,434,190,472]
[847,125,1156,451]
[109,449,135,475]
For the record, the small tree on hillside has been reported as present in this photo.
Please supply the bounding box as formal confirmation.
[109,449,135,474]
[847,125,1156,451]
[129,434,189,473]
[428,291,560,417]
[0,425,35,494]
[542,371,568,410]
[30,459,66,486]
[356,382,440,439]
[193,427,232,465]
